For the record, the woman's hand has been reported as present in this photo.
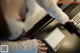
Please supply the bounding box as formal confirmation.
[67,19,75,23]
[36,39,47,53]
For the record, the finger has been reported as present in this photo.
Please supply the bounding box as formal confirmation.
[68,19,75,22]
[71,19,75,22]
[70,19,75,22]
[39,43,46,47]
[39,47,47,51]
[38,51,46,53]
[36,39,42,43]
[41,51,47,53]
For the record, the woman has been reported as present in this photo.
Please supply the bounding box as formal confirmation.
[0,0,73,53]
[0,0,47,53]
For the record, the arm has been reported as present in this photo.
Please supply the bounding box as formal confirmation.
[36,0,69,24]
[0,39,39,53]
[0,39,47,53]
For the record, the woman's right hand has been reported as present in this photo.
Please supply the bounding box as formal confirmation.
[36,39,47,53]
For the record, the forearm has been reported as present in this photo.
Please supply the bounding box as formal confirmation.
[36,0,69,24]
[0,39,39,53]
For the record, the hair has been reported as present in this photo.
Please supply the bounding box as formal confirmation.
[0,1,11,40]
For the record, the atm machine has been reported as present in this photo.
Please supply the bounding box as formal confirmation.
[28,2,80,53]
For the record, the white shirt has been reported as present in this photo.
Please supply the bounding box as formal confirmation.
[36,0,69,24]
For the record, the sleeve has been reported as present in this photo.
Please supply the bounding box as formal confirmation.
[0,39,39,53]
[36,0,69,24]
